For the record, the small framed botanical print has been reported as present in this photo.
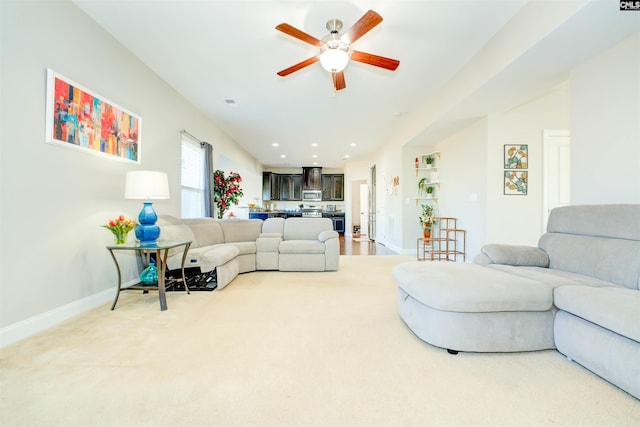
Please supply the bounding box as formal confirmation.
[504,145,528,169]
[504,171,528,195]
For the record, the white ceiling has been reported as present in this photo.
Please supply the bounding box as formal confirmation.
[74,1,640,169]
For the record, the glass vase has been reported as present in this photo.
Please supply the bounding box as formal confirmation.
[113,231,128,245]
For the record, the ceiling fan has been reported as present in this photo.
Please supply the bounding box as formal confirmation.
[276,10,400,91]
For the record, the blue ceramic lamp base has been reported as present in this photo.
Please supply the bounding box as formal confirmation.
[135,201,160,246]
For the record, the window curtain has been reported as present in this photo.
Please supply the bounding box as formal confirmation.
[202,142,214,217]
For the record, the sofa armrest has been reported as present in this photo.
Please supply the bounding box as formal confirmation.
[318,230,339,242]
[256,235,282,252]
[473,243,549,267]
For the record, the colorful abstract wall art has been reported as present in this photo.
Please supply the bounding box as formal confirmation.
[45,69,141,163]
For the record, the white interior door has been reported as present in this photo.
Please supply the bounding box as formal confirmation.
[369,165,377,240]
[359,183,369,237]
[542,130,571,232]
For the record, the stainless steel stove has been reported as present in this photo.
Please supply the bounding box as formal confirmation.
[302,207,322,218]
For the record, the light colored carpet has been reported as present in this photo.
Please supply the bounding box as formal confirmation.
[1,255,638,426]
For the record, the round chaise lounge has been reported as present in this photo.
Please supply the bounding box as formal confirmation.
[392,262,556,353]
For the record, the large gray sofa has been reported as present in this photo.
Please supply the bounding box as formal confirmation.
[392,204,640,399]
[157,216,339,289]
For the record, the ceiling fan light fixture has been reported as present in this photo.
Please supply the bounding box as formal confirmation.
[320,48,349,73]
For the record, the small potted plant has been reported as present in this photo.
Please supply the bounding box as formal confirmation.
[425,156,434,167]
[418,177,429,194]
[419,204,435,238]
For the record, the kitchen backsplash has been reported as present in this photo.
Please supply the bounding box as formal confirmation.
[262,200,345,212]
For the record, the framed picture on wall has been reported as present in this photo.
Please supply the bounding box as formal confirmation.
[504,144,528,169]
[45,68,141,164]
[504,171,528,195]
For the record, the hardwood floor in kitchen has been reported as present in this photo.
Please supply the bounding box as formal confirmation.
[339,235,397,255]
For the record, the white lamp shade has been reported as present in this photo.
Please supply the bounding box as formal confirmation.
[125,171,170,200]
[320,49,349,73]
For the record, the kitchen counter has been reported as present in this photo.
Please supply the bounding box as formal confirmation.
[249,211,302,220]
[250,210,344,217]
[249,211,344,233]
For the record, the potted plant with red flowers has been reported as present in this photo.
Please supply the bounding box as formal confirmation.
[213,169,244,219]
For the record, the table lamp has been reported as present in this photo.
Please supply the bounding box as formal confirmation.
[125,171,170,246]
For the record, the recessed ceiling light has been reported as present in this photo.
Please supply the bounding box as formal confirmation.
[343,154,351,159]
[280,154,286,158]
[350,143,357,147]
[311,143,318,147]
[312,162,318,165]
[272,142,279,147]
[312,154,318,158]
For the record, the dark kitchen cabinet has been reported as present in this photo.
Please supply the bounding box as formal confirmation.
[249,212,269,221]
[323,212,345,233]
[303,167,322,190]
[333,216,345,233]
[321,174,344,201]
[279,174,302,201]
[262,172,280,201]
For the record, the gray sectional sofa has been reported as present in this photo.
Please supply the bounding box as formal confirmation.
[392,204,640,399]
[157,215,339,289]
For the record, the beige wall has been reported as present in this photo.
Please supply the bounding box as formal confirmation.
[0,0,260,341]
[570,33,640,204]
[485,82,571,246]
[375,32,638,257]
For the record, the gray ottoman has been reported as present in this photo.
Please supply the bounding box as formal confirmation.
[392,262,556,353]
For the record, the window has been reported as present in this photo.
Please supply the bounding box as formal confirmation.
[181,138,204,218]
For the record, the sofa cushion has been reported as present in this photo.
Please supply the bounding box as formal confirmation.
[262,217,285,234]
[219,219,263,243]
[478,244,549,267]
[283,217,333,241]
[225,241,257,256]
[256,236,281,252]
[186,244,240,273]
[539,233,640,290]
[554,285,640,342]
[157,215,198,256]
[392,262,553,313]
[547,204,640,241]
[486,265,615,289]
[181,218,224,247]
[279,240,326,254]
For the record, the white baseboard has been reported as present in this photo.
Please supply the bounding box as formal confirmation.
[376,240,405,255]
[0,285,123,348]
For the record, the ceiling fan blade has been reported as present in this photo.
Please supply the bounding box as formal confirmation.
[341,10,383,44]
[351,50,400,71]
[333,71,346,91]
[277,57,320,77]
[275,23,322,47]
